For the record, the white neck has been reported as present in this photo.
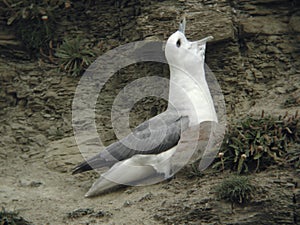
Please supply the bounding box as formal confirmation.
[167,62,218,126]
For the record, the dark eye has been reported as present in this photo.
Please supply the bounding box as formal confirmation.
[176,39,181,47]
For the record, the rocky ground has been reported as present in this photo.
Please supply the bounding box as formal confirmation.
[0,0,299,224]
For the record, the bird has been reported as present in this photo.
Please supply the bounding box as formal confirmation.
[72,18,218,197]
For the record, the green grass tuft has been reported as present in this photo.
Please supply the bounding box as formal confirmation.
[215,175,255,204]
[55,37,96,76]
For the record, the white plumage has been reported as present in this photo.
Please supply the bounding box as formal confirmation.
[73,18,218,197]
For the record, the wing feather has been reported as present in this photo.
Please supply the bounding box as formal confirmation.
[72,112,189,174]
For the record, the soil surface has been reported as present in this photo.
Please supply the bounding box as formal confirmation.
[0,0,299,224]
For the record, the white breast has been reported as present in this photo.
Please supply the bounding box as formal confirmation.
[168,67,217,126]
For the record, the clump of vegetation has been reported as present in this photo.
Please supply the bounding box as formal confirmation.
[215,175,255,204]
[285,144,300,170]
[67,208,94,219]
[213,111,299,174]
[284,95,300,108]
[4,0,64,54]
[67,208,112,219]
[0,207,32,225]
[55,37,96,76]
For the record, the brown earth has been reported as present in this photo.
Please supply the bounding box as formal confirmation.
[0,0,299,224]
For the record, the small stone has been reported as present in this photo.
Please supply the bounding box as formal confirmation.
[19,179,42,187]
[43,114,51,118]
[253,70,263,79]
[245,69,254,81]
[125,189,134,194]
[276,87,286,94]
[139,192,153,202]
[266,46,281,54]
[285,183,295,188]
[123,200,133,207]
[30,181,43,187]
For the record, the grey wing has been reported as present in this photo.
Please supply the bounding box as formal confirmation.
[72,111,189,174]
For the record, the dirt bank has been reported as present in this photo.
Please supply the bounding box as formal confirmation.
[0,0,299,224]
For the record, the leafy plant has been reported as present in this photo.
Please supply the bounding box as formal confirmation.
[0,207,32,225]
[215,175,255,204]
[4,0,64,54]
[213,111,299,174]
[55,37,96,76]
[285,144,300,170]
[187,163,204,178]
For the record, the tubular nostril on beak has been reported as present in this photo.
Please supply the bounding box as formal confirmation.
[178,17,186,34]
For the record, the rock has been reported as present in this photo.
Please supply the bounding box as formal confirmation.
[43,91,58,100]
[276,87,286,94]
[139,192,153,202]
[43,114,51,118]
[28,134,48,147]
[245,69,254,81]
[19,179,43,187]
[277,42,296,54]
[123,200,133,207]
[267,46,281,54]
[289,13,300,33]
[241,16,289,35]
[252,69,264,80]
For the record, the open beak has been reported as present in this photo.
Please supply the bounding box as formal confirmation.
[178,17,214,44]
[189,35,214,56]
[197,36,214,44]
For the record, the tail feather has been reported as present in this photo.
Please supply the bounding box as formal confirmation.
[72,161,93,175]
[72,156,115,175]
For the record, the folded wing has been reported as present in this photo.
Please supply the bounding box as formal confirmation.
[72,111,189,174]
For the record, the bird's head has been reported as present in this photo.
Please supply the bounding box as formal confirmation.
[165,18,213,70]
